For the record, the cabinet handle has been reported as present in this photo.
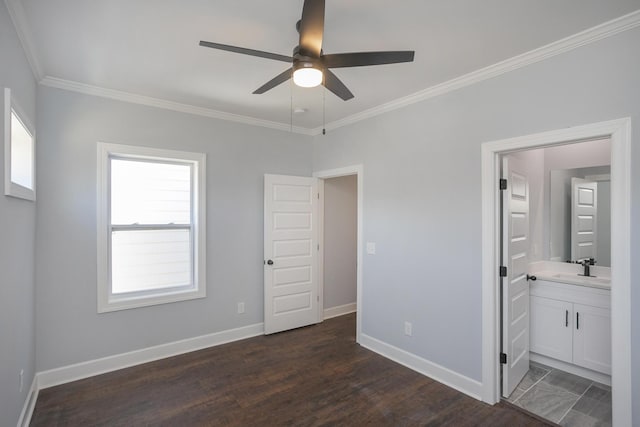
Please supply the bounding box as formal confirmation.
[576,312,580,330]
[565,310,568,327]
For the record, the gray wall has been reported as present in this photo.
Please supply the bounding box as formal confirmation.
[312,26,640,419]
[323,175,357,310]
[35,86,312,371]
[0,3,37,426]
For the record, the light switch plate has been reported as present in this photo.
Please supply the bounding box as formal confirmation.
[366,242,376,255]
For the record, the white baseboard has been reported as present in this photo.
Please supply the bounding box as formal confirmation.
[17,376,39,427]
[323,302,357,320]
[37,322,264,389]
[530,353,611,386]
[359,334,484,400]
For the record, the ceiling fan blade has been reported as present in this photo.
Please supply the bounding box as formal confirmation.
[323,51,415,68]
[253,68,293,94]
[323,69,354,101]
[298,0,325,57]
[199,41,292,63]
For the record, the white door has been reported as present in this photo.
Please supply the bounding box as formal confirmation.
[571,178,598,262]
[501,156,531,398]
[530,296,573,363]
[573,303,611,374]
[264,174,319,335]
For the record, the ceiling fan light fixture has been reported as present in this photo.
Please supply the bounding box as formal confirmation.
[293,64,323,88]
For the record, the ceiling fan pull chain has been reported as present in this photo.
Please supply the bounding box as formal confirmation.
[322,84,326,135]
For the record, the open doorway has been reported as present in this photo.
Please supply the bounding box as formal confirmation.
[500,140,612,425]
[314,165,363,342]
[480,119,631,426]
[320,175,358,319]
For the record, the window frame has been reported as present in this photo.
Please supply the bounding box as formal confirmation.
[4,88,36,201]
[97,142,206,313]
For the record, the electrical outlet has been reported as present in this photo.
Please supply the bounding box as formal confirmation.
[404,321,412,337]
[237,302,245,314]
[19,369,24,392]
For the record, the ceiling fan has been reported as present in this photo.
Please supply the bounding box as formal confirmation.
[199,0,415,101]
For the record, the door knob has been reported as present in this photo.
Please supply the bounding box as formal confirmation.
[266,259,274,265]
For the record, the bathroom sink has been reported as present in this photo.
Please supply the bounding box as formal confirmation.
[552,273,611,287]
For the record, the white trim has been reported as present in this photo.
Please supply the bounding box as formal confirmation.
[17,376,38,427]
[96,142,207,313]
[360,334,484,400]
[313,10,640,135]
[19,10,638,135]
[4,0,44,80]
[480,118,632,427]
[40,77,315,136]
[37,322,264,389]
[317,178,325,323]
[323,302,357,320]
[530,353,610,386]
[313,165,363,344]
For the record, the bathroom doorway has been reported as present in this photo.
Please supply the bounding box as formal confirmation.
[500,141,612,425]
[479,119,631,425]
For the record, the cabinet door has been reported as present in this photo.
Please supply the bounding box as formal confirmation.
[573,304,611,374]
[530,296,573,363]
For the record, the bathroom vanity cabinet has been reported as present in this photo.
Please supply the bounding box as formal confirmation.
[530,279,611,375]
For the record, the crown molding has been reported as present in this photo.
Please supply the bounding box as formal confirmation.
[312,9,640,136]
[39,77,315,135]
[4,0,43,80]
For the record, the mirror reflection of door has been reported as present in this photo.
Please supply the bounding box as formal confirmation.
[549,166,611,267]
[571,178,598,263]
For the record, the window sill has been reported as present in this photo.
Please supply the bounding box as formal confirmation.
[97,287,206,313]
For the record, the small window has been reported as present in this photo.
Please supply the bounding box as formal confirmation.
[4,88,35,201]
[97,143,206,312]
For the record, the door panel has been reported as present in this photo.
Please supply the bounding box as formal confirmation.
[264,174,319,334]
[501,157,531,398]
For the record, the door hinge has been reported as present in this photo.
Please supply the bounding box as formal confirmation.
[500,353,507,364]
[499,179,507,190]
[318,192,320,199]
[317,244,320,251]
[499,266,507,277]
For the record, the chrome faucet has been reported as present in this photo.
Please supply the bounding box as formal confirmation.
[579,258,596,277]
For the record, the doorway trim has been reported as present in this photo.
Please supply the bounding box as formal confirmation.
[480,118,631,425]
[313,165,363,343]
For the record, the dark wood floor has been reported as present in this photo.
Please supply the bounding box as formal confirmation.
[31,314,553,426]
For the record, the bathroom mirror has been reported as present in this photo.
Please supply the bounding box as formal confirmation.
[548,166,611,267]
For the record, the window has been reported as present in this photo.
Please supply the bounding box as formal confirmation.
[97,143,206,312]
[4,88,35,201]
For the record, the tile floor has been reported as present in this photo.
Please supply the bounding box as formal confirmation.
[506,362,611,426]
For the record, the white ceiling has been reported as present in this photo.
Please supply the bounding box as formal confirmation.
[16,0,640,130]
